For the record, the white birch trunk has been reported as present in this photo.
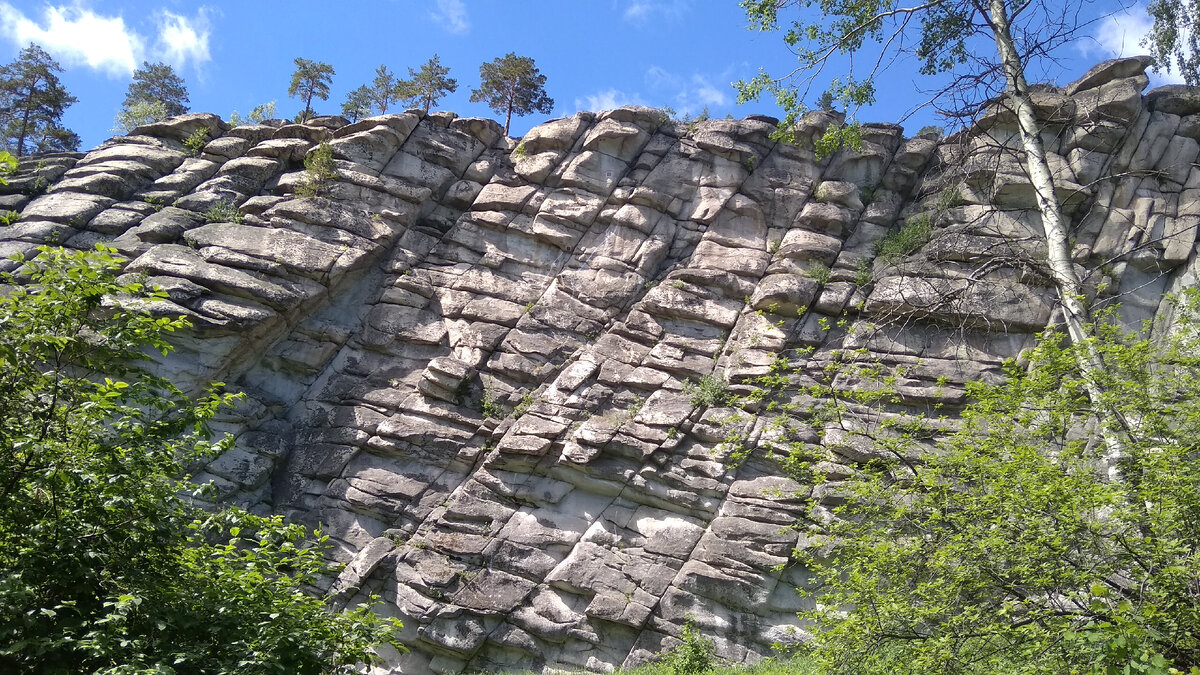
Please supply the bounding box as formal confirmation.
[986,0,1128,465]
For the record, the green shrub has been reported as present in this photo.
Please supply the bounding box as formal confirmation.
[480,388,505,419]
[806,261,831,285]
[662,619,717,675]
[183,128,210,156]
[0,210,19,226]
[854,257,872,286]
[876,213,931,262]
[0,245,404,672]
[296,141,337,198]
[203,200,241,224]
[684,373,733,408]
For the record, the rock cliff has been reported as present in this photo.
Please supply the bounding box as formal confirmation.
[3,56,1199,674]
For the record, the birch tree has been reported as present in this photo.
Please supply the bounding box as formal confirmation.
[737,0,1134,458]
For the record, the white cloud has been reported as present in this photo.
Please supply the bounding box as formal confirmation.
[0,3,214,77]
[645,66,731,116]
[431,0,470,35]
[0,2,142,76]
[1087,3,1186,85]
[575,88,645,112]
[620,0,690,24]
[155,10,212,71]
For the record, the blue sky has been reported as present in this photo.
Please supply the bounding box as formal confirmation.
[0,0,1186,151]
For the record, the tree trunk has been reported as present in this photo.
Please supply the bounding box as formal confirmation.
[303,87,314,123]
[986,0,1127,465]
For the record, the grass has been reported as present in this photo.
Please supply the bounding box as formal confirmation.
[203,201,242,224]
[876,213,931,263]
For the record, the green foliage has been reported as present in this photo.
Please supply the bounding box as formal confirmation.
[480,388,505,419]
[0,43,79,155]
[793,295,1200,673]
[340,84,373,123]
[514,140,528,160]
[289,57,335,123]
[182,128,209,156]
[684,373,733,408]
[875,213,931,263]
[0,246,404,672]
[0,209,19,226]
[400,54,458,113]
[203,200,241,224]
[112,98,168,134]
[661,619,717,675]
[123,61,189,117]
[469,52,554,135]
[249,100,277,124]
[513,391,535,418]
[367,64,406,115]
[853,257,872,286]
[0,151,15,178]
[296,141,338,198]
[1146,0,1200,86]
[812,122,861,160]
[805,261,831,285]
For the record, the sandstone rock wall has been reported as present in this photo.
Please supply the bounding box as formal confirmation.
[3,57,1199,674]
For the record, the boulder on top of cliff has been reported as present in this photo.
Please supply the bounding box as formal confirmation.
[130,113,229,143]
[1065,55,1153,95]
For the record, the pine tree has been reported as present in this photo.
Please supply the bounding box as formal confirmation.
[0,44,78,156]
[469,53,553,135]
[401,54,458,114]
[341,85,373,123]
[368,65,405,114]
[123,61,189,117]
[288,57,334,123]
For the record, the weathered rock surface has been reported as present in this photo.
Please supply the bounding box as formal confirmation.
[3,59,1199,674]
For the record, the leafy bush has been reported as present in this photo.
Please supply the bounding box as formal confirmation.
[0,210,19,226]
[794,293,1200,673]
[684,373,733,408]
[0,246,403,672]
[875,213,931,262]
[248,100,277,123]
[183,128,209,156]
[662,619,717,675]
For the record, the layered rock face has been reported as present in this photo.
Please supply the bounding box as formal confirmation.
[3,57,1199,674]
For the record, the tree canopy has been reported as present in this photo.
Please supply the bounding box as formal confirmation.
[289,57,335,123]
[470,52,553,134]
[0,245,403,672]
[341,84,374,122]
[123,61,189,117]
[0,43,78,156]
[402,54,458,114]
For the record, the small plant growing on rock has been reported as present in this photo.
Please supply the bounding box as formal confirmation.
[855,257,873,286]
[480,388,504,419]
[203,200,242,224]
[876,212,931,263]
[296,141,338,199]
[512,391,535,418]
[806,261,832,285]
[513,140,528,160]
[183,128,210,156]
[684,374,732,408]
[0,210,20,226]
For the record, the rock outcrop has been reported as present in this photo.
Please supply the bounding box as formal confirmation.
[3,57,1199,674]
